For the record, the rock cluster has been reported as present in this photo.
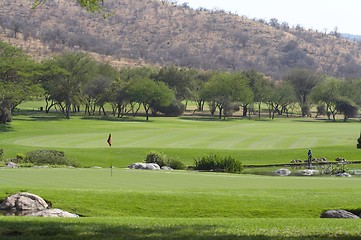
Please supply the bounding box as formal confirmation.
[0,192,78,218]
[128,163,173,170]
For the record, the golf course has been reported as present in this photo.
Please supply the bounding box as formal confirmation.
[1,106,361,239]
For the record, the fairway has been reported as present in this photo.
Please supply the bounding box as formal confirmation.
[9,116,359,149]
[1,113,361,167]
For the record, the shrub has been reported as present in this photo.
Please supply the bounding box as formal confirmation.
[152,100,185,117]
[144,151,186,170]
[0,149,3,161]
[24,150,78,167]
[167,158,186,170]
[16,153,26,163]
[194,153,219,171]
[145,151,168,167]
[194,154,243,174]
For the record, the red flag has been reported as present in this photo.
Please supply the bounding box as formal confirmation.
[107,133,112,147]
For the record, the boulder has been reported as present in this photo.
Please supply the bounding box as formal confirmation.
[275,168,291,176]
[28,208,79,218]
[321,210,359,219]
[0,192,48,211]
[0,193,78,218]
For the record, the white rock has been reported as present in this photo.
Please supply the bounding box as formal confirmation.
[275,168,291,176]
[29,208,79,218]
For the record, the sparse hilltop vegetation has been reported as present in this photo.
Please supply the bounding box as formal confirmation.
[2,0,361,79]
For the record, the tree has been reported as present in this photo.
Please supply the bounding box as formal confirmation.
[201,72,252,119]
[285,69,324,117]
[190,71,213,112]
[244,70,272,118]
[152,66,196,105]
[83,63,116,116]
[0,41,42,123]
[310,77,342,121]
[40,52,97,119]
[336,97,358,122]
[32,0,106,13]
[267,81,296,119]
[127,78,175,121]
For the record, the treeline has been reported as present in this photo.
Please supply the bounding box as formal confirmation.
[1,41,361,124]
[2,0,361,79]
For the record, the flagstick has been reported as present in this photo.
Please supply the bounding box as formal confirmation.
[107,133,113,177]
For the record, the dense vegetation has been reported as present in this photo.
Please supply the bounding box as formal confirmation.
[2,0,361,79]
[1,40,361,124]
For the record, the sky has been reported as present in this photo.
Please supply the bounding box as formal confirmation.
[183,0,361,35]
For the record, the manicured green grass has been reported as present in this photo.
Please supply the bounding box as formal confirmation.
[1,110,361,239]
[0,168,361,239]
[1,111,360,167]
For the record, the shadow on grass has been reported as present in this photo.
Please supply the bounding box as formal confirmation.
[179,116,241,122]
[0,221,359,240]
[0,124,13,133]
[81,116,151,123]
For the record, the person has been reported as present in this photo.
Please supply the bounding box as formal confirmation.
[307,149,312,167]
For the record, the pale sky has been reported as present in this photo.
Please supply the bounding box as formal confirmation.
[183,0,361,35]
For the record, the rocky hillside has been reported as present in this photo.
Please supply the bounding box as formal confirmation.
[1,0,361,79]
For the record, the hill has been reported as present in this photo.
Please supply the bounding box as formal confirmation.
[1,0,361,79]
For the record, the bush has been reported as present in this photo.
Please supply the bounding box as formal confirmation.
[24,150,78,167]
[194,154,243,174]
[145,151,168,167]
[152,100,185,117]
[167,158,186,170]
[0,149,3,161]
[144,151,186,170]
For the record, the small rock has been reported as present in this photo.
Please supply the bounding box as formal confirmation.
[6,162,17,168]
[321,210,359,219]
[275,168,291,176]
[300,169,319,176]
[335,173,352,177]
[29,208,79,218]
[161,166,173,171]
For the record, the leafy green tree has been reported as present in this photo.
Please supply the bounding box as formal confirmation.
[127,78,175,120]
[267,81,296,119]
[0,41,42,123]
[83,63,116,116]
[190,71,213,112]
[32,0,106,13]
[310,77,343,121]
[40,52,97,119]
[246,70,273,118]
[152,66,196,105]
[201,72,252,119]
[336,97,358,122]
[335,80,361,122]
[285,69,323,117]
